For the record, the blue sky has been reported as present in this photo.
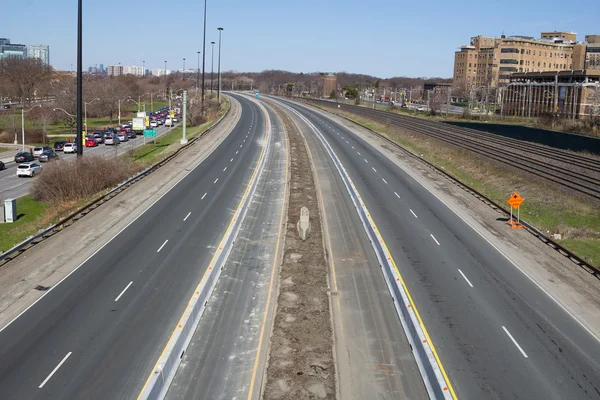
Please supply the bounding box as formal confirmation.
[3,0,599,78]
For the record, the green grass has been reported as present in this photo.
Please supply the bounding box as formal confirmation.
[0,147,11,153]
[337,111,600,268]
[0,196,48,252]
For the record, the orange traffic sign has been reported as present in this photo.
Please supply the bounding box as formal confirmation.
[507,192,524,209]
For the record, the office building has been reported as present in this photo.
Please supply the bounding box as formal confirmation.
[151,68,172,77]
[502,70,600,119]
[107,65,144,76]
[28,44,50,65]
[322,73,337,97]
[0,38,27,60]
[453,31,600,88]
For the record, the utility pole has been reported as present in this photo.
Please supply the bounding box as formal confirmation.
[217,27,223,103]
[181,91,188,145]
[76,0,83,156]
[201,0,207,105]
[210,41,215,94]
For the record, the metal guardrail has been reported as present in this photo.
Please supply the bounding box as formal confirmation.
[0,104,231,267]
[307,100,600,279]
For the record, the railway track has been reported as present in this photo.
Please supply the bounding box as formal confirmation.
[308,99,600,202]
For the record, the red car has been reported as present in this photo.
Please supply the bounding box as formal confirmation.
[85,137,97,147]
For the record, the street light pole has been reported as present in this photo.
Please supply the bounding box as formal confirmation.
[210,41,215,94]
[142,60,145,77]
[21,105,42,152]
[84,98,100,134]
[217,27,223,103]
[182,58,186,80]
[118,96,130,126]
[197,51,201,90]
[181,91,188,145]
[76,0,83,156]
[201,0,207,105]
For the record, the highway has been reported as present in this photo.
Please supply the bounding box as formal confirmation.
[0,94,266,399]
[0,120,181,201]
[277,98,600,399]
[166,103,286,399]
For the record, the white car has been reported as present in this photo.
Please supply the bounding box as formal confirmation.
[172,116,179,122]
[164,118,173,127]
[63,143,77,153]
[17,162,42,177]
[150,120,159,128]
[416,106,426,111]
[33,146,51,158]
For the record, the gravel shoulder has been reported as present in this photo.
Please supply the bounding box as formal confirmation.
[0,96,241,329]
[294,101,600,342]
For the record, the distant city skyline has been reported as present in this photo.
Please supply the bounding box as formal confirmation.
[2,0,600,78]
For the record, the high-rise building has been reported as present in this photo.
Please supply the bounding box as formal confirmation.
[28,44,50,65]
[107,65,144,76]
[452,31,599,88]
[0,38,27,60]
[99,64,105,73]
[151,68,172,77]
[322,73,337,97]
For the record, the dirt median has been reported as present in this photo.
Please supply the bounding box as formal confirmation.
[262,104,335,399]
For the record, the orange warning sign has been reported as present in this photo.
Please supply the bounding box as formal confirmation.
[507,192,524,209]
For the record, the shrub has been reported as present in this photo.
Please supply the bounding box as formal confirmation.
[31,156,142,203]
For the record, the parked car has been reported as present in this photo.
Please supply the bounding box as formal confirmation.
[53,141,67,151]
[0,161,5,170]
[14,152,35,163]
[105,134,120,145]
[38,150,59,162]
[416,106,426,111]
[63,143,77,153]
[85,137,97,147]
[16,162,42,177]
[33,146,52,158]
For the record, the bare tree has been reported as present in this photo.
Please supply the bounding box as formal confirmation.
[31,107,56,144]
[0,57,52,106]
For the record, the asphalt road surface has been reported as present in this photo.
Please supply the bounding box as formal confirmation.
[0,94,265,400]
[166,102,286,400]
[278,98,600,400]
[0,121,181,201]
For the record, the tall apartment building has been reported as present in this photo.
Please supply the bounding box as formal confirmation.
[0,38,27,60]
[453,31,598,88]
[151,68,172,77]
[28,44,50,65]
[322,73,337,97]
[107,65,144,76]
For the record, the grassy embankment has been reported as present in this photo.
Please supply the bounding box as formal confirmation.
[318,104,600,268]
[0,97,229,253]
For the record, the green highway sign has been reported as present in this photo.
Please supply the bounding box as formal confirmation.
[143,129,157,137]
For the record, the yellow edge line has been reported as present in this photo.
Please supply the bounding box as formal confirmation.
[137,97,270,400]
[246,101,288,400]
[373,223,458,399]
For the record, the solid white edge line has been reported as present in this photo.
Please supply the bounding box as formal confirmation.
[502,326,529,358]
[183,212,191,221]
[410,209,418,218]
[214,178,219,184]
[115,281,134,302]
[38,352,72,388]
[457,269,474,288]
[0,96,241,335]
[430,234,440,246]
[157,239,169,253]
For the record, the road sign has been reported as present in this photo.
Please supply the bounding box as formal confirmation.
[507,192,524,209]
[255,93,259,98]
[143,129,157,137]
[170,110,175,118]
[145,116,150,127]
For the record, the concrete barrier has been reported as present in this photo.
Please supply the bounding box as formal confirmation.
[276,99,454,400]
[138,95,272,400]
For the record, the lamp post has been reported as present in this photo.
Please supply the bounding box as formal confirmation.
[182,58,186,80]
[142,60,145,77]
[164,60,168,99]
[118,96,131,126]
[217,27,223,103]
[197,51,201,90]
[84,98,100,134]
[180,91,188,145]
[21,105,42,151]
[201,0,207,104]
[76,0,83,156]
[210,41,215,94]
[53,108,77,148]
